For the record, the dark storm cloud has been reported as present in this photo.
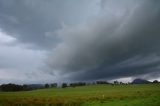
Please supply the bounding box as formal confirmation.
[0,0,97,49]
[47,0,160,81]
[0,0,100,83]
[0,0,160,82]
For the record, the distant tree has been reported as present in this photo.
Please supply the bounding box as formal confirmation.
[120,82,125,85]
[70,82,86,87]
[69,83,76,87]
[45,84,49,88]
[153,80,159,83]
[62,83,67,88]
[22,84,30,91]
[114,81,119,85]
[0,83,24,92]
[96,81,109,84]
[0,83,46,92]
[50,83,57,88]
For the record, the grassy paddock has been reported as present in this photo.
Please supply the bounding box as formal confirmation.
[0,84,160,106]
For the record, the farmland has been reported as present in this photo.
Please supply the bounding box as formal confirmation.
[0,84,160,106]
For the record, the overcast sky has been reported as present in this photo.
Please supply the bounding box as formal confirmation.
[0,0,160,84]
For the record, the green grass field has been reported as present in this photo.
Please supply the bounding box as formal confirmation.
[0,84,160,106]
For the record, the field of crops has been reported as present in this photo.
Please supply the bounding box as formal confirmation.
[0,84,160,106]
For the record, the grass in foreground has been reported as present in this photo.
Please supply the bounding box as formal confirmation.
[0,84,160,106]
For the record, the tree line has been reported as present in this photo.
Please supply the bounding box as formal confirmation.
[0,80,159,92]
[0,84,29,92]
[0,83,57,92]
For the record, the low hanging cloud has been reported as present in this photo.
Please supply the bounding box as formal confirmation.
[47,0,160,81]
[0,0,160,83]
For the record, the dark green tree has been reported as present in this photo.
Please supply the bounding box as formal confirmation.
[50,83,57,88]
[62,83,67,88]
[153,80,159,83]
[45,84,49,88]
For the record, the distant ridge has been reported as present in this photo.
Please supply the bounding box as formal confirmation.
[132,78,150,84]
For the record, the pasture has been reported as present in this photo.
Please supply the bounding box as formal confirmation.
[0,84,160,106]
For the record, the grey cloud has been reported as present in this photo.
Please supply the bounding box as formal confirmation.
[0,0,160,83]
[0,0,98,49]
[0,43,54,84]
[0,0,100,83]
[0,44,45,70]
[47,0,160,81]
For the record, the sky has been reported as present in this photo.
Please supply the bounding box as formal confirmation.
[0,0,160,84]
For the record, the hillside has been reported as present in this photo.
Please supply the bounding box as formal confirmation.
[132,78,150,84]
[0,84,160,106]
